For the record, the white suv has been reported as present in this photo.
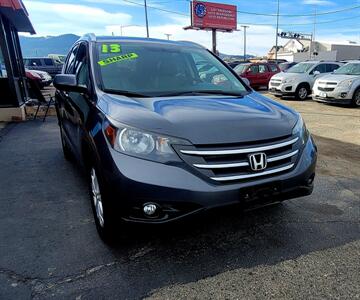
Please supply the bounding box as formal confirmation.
[269,61,342,100]
[313,61,360,107]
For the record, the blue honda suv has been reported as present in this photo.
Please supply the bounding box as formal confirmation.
[54,34,317,242]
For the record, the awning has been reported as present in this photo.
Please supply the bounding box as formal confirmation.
[0,0,35,34]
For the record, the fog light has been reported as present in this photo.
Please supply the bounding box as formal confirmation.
[143,203,158,216]
[307,174,315,185]
[341,93,347,98]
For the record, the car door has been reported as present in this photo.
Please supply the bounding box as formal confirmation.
[43,58,57,77]
[258,64,270,86]
[56,44,79,153]
[65,42,93,157]
[246,64,259,87]
[309,63,327,86]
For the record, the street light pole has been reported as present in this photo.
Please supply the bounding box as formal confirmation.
[144,0,149,38]
[241,25,249,61]
[275,0,280,60]
[164,33,172,40]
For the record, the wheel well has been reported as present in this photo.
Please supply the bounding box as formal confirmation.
[352,86,360,98]
[297,82,311,92]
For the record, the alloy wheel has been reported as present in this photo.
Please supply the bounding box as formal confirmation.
[298,87,308,100]
[90,168,104,227]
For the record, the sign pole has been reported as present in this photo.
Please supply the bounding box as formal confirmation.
[144,0,149,38]
[212,29,217,54]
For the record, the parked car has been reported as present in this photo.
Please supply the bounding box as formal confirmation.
[234,62,280,89]
[312,61,360,107]
[54,35,317,242]
[269,61,343,100]
[268,59,288,64]
[25,69,52,89]
[48,54,66,64]
[24,57,63,77]
[279,62,297,72]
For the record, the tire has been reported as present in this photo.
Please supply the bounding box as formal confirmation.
[295,84,309,101]
[88,164,119,244]
[352,89,360,107]
[59,124,73,161]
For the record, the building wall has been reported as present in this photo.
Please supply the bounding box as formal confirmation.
[330,44,360,61]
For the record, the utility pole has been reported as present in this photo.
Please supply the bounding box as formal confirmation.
[241,25,249,61]
[144,0,149,38]
[275,0,280,60]
[212,29,217,54]
[311,5,317,60]
[164,33,172,40]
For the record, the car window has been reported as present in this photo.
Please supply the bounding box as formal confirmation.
[287,63,315,73]
[96,42,247,96]
[326,64,340,73]
[234,64,250,74]
[311,64,327,74]
[64,45,79,74]
[26,59,42,67]
[259,64,267,73]
[75,43,90,87]
[43,58,54,66]
[334,63,360,75]
[269,64,278,72]
[249,65,259,74]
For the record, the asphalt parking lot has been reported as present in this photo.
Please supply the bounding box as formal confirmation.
[0,96,359,299]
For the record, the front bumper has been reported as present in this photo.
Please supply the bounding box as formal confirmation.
[268,82,296,96]
[100,136,317,224]
[312,88,353,104]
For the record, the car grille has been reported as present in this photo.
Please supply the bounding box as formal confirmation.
[318,87,335,92]
[318,81,337,86]
[270,79,282,87]
[270,82,281,87]
[175,135,300,183]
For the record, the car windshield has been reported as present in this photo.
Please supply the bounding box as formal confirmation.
[287,63,315,74]
[96,41,247,97]
[334,63,360,75]
[233,64,249,74]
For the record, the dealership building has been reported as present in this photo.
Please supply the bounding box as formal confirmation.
[0,0,35,121]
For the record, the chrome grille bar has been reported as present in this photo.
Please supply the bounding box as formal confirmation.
[193,150,299,169]
[211,164,294,182]
[181,137,299,156]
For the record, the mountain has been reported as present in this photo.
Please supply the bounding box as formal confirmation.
[219,53,255,60]
[19,34,80,57]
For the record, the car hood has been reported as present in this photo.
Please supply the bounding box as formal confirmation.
[317,74,360,83]
[272,72,303,81]
[97,91,298,145]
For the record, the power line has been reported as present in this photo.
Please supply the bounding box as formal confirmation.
[121,0,360,27]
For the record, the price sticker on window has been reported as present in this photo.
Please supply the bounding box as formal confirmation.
[101,44,122,54]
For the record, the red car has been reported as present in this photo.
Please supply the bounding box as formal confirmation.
[234,62,280,89]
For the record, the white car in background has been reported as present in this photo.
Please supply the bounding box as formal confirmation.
[269,61,343,100]
[313,61,360,107]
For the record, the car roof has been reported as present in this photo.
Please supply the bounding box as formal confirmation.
[78,33,205,50]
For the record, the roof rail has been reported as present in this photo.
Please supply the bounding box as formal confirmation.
[79,33,96,42]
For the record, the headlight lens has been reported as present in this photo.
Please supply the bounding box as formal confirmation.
[104,122,190,163]
[292,115,309,144]
[338,79,353,88]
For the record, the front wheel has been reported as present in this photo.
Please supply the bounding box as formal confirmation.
[295,84,309,101]
[89,166,118,244]
[352,89,360,107]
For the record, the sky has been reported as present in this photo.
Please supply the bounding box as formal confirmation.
[22,0,360,55]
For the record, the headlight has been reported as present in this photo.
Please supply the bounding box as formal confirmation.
[292,115,309,145]
[104,122,190,163]
[338,79,353,88]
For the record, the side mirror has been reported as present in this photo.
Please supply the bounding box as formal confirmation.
[242,77,251,87]
[313,70,320,76]
[53,74,88,94]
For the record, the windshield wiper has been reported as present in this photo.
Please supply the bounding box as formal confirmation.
[158,90,245,97]
[103,89,150,98]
